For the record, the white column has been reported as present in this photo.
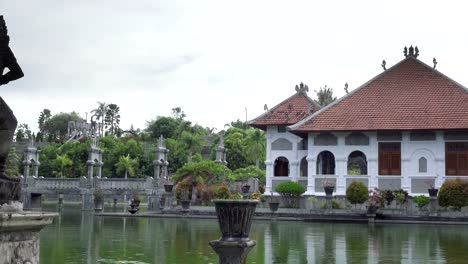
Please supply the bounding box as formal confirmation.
[435,131,445,188]
[401,132,411,192]
[307,156,316,195]
[368,133,379,189]
[290,161,299,182]
[265,160,273,193]
[336,134,346,195]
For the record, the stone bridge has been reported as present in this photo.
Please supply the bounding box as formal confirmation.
[22,176,162,211]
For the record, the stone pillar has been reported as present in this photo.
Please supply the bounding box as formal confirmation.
[335,157,346,195]
[306,155,316,195]
[265,160,273,193]
[0,211,57,264]
[290,161,299,182]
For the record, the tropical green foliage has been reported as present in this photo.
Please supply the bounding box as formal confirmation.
[414,195,430,209]
[46,112,82,140]
[55,154,73,178]
[15,123,32,142]
[116,154,138,178]
[438,179,468,210]
[173,160,231,185]
[314,85,336,107]
[105,103,121,136]
[5,147,20,177]
[345,181,368,205]
[230,166,266,185]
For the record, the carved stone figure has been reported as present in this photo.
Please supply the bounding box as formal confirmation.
[0,16,24,204]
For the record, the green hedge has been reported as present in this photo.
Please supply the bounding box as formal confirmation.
[275,181,306,197]
[414,195,429,209]
[438,179,468,210]
[345,181,368,205]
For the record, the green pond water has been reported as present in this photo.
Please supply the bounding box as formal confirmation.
[40,205,468,263]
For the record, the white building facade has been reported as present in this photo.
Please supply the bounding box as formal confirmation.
[252,48,468,196]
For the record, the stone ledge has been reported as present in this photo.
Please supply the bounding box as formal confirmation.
[0,212,57,232]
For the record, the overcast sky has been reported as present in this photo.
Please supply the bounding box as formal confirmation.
[3,1,468,133]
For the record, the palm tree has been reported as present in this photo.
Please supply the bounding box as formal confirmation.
[181,131,203,163]
[116,154,138,179]
[91,102,108,136]
[55,154,73,178]
[38,109,52,134]
[246,129,266,168]
[105,104,120,136]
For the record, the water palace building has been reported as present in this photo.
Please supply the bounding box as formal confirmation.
[249,47,468,196]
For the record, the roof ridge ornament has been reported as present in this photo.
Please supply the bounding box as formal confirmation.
[295,82,309,93]
[381,60,386,71]
[404,45,419,58]
[433,58,438,69]
[344,82,349,94]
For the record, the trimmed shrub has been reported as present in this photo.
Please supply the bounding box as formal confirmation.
[394,189,409,205]
[275,181,306,208]
[438,179,468,210]
[414,195,429,209]
[346,181,368,205]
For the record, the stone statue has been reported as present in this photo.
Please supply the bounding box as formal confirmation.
[0,16,24,205]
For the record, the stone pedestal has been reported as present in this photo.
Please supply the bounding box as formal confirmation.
[209,239,256,264]
[325,194,333,210]
[429,197,438,216]
[0,210,57,264]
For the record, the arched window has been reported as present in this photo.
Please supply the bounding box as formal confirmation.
[419,157,427,173]
[347,151,368,175]
[316,151,335,175]
[300,156,308,177]
[274,157,289,176]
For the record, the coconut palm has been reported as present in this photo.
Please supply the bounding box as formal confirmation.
[105,104,120,135]
[55,154,73,178]
[246,129,266,168]
[91,102,108,136]
[116,154,138,179]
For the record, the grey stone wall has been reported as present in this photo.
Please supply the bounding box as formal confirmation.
[0,231,39,264]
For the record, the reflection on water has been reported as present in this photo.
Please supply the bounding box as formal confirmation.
[41,205,468,263]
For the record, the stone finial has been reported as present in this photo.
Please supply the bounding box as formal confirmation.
[344,82,349,94]
[433,58,438,69]
[381,60,386,71]
[295,82,309,93]
[92,135,97,147]
[405,45,419,58]
[264,104,268,111]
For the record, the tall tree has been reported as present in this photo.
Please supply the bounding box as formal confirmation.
[181,131,204,163]
[314,85,337,107]
[91,101,108,136]
[15,123,32,142]
[38,109,52,134]
[246,129,266,168]
[171,107,186,120]
[116,154,138,178]
[105,103,120,136]
[46,112,82,141]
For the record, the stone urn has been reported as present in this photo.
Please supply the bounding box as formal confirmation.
[128,200,139,214]
[180,200,191,210]
[94,199,103,212]
[164,184,174,193]
[324,186,334,196]
[268,202,280,212]
[241,185,251,194]
[428,188,438,197]
[367,205,379,215]
[209,200,258,264]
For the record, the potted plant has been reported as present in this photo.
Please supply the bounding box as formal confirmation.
[164,179,174,193]
[94,186,104,212]
[322,179,335,196]
[179,186,191,210]
[274,181,306,208]
[368,188,383,214]
[130,187,142,207]
[425,179,438,197]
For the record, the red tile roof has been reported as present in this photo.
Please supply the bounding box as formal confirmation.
[249,90,320,130]
[291,57,468,132]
